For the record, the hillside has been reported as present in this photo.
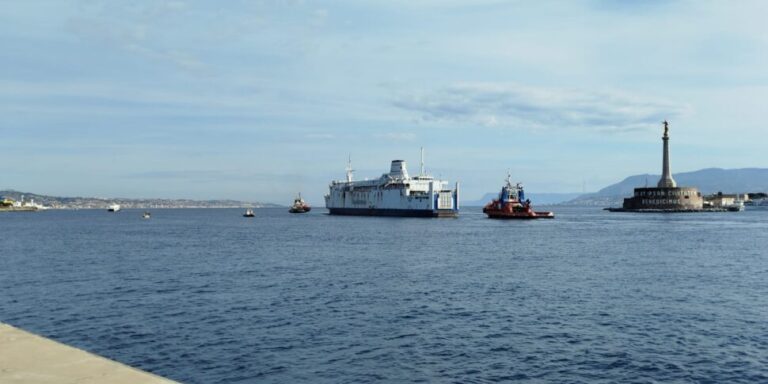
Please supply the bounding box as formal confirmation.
[464,192,582,206]
[567,168,768,206]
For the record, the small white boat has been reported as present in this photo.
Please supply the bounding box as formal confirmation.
[142,211,151,219]
[108,204,121,212]
[243,208,255,217]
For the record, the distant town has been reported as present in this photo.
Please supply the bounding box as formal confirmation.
[0,190,280,210]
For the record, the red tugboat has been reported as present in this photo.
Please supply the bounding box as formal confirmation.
[482,174,554,219]
[289,193,312,213]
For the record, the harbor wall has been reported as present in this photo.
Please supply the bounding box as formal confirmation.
[0,323,178,384]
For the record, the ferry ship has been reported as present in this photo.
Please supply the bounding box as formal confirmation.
[324,152,459,217]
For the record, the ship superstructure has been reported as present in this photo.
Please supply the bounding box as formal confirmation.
[325,152,459,217]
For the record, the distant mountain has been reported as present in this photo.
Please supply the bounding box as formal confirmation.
[0,190,281,209]
[566,168,768,206]
[464,192,582,206]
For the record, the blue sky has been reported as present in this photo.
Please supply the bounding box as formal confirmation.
[1,1,767,203]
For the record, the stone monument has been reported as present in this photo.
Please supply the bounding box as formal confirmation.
[613,121,703,212]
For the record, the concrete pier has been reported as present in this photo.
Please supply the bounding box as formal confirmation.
[0,323,178,384]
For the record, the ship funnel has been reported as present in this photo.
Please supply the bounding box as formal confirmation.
[389,160,409,179]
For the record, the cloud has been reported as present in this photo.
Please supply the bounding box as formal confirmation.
[373,132,417,142]
[64,2,206,73]
[0,79,265,118]
[307,133,335,140]
[591,0,677,14]
[393,83,691,133]
[124,170,306,182]
[310,8,329,27]
[124,44,206,72]
[124,170,227,181]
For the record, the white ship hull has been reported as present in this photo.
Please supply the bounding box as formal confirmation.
[327,207,457,217]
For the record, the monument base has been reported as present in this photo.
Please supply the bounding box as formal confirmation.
[619,186,703,211]
[605,207,727,213]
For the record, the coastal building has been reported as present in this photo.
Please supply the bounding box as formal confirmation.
[613,121,704,212]
[704,192,749,208]
[0,196,41,212]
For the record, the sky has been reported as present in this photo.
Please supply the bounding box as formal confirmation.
[1,0,767,204]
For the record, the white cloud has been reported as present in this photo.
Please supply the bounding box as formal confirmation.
[64,2,206,73]
[373,132,417,142]
[307,133,335,140]
[394,83,691,133]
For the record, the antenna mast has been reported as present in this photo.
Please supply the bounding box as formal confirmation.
[420,147,425,176]
[345,155,354,183]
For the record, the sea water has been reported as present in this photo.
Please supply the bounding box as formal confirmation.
[1,207,767,383]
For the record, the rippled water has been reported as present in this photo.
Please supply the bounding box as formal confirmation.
[2,207,768,383]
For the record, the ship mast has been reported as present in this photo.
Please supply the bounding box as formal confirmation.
[420,147,425,176]
[345,155,354,183]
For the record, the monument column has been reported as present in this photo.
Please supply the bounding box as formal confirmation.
[657,120,677,188]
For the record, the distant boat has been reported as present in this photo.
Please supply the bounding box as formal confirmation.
[142,211,151,219]
[727,200,745,212]
[243,208,255,217]
[108,204,121,212]
[289,193,311,214]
